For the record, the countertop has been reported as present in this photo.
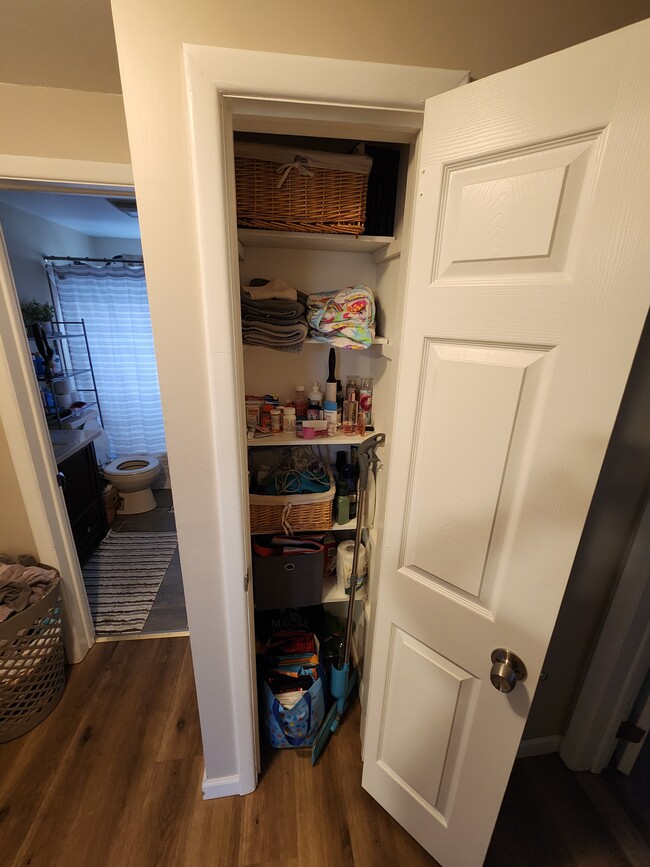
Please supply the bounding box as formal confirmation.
[50,429,101,464]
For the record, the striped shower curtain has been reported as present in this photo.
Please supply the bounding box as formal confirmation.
[49,260,167,458]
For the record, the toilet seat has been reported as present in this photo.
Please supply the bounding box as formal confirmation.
[104,455,160,476]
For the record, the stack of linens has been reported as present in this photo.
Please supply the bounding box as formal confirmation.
[241,278,308,352]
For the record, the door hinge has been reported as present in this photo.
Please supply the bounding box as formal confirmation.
[244,569,250,592]
[616,720,646,743]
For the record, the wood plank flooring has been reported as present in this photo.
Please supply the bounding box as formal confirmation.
[1,638,648,867]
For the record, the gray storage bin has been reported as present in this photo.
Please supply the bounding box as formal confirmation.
[253,549,324,610]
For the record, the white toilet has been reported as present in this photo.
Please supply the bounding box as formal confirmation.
[103,455,161,514]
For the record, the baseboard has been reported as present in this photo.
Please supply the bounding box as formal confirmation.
[517,734,562,759]
[202,771,246,799]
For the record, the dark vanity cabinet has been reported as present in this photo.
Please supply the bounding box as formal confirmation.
[58,441,107,565]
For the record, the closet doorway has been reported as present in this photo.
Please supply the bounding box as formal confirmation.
[0,184,187,642]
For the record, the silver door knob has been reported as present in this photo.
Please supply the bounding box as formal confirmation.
[490,648,527,693]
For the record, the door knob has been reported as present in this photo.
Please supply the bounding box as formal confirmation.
[490,648,527,693]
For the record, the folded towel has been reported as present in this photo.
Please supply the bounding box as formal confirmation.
[307,285,375,349]
[242,277,298,302]
[241,283,309,352]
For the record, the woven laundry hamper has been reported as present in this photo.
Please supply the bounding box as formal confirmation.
[235,142,372,235]
[0,579,65,742]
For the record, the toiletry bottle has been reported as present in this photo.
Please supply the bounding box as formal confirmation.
[335,478,350,525]
[336,379,343,427]
[307,382,323,420]
[323,400,338,436]
[282,406,296,432]
[270,407,282,433]
[360,377,373,426]
[294,385,308,420]
[342,464,357,519]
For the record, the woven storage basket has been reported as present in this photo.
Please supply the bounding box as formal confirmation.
[102,483,118,525]
[250,466,335,535]
[235,142,372,235]
[0,579,65,743]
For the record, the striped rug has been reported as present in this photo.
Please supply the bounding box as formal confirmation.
[82,530,178,636]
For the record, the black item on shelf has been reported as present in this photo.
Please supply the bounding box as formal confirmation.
[363,144,400,237]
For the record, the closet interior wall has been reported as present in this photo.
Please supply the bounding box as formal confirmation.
[234,128,416,708]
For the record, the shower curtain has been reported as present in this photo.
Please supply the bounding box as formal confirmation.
[48,259,167,458]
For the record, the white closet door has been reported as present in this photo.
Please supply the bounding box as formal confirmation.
[362,20,650,867]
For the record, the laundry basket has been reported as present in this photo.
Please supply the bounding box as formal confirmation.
[0,579,65,743]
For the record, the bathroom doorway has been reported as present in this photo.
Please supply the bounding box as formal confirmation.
[0,185,188,640]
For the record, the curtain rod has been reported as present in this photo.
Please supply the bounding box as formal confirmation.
[42,255,144,264]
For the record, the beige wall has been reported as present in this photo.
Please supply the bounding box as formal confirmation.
[0,416,36,557]
[2,1,649,92]
[0,83,130,164]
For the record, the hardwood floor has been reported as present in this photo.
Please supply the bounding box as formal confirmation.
[0,638,648,867]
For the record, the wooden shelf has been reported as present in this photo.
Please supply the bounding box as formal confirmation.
[247,430,369,448]
[238,229,396,258]
[322,575,367,604]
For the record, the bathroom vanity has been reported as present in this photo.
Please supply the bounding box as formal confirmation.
[51,430,107,566]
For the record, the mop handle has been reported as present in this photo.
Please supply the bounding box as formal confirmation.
[343,434,385,667]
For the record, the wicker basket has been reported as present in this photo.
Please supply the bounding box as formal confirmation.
[0,580,65,743]
[235,142,372,235]
[250,467,336,535]
[102,483,118,525]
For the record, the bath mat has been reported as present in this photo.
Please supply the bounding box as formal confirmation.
[82,530,178,636]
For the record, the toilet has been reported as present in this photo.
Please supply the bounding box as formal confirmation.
[102,455,161,514]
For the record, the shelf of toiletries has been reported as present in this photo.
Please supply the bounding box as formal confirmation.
[247,430,371,448]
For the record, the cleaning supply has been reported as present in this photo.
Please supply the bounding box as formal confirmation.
[325,348,338,403]
[335,478,350,525]
[312,433,385,765]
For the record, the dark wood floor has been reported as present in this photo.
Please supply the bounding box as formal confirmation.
[0,638,648,867]
[108,488,188,635]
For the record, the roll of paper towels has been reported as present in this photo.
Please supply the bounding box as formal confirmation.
[56,390,79,408]
[336,540,366,594]
[53,377,76,394]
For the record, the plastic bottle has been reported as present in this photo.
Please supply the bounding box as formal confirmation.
[307,382,324,420]
[359,377,373,426]
[270,407,282,432]
[323,400,338,436]
[282,406,296,432]
[335,479,350,525]
[294,385,308,420]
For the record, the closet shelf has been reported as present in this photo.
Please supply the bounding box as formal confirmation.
[250,517,357,535]
[322,576,367,604]
[247,431,369,448]
[238,229,397,259]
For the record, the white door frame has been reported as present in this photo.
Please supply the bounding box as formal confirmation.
[0,154,134,663]
[182,45,469,797]
[561,491,650,772]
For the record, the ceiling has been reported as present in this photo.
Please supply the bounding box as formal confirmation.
[0,190,140,240]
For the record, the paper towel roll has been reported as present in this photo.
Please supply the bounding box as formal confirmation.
[56,390,79,408]
[336,540,366,593]
[53,377,76,394]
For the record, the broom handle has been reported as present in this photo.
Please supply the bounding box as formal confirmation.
[343,434,385,667]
